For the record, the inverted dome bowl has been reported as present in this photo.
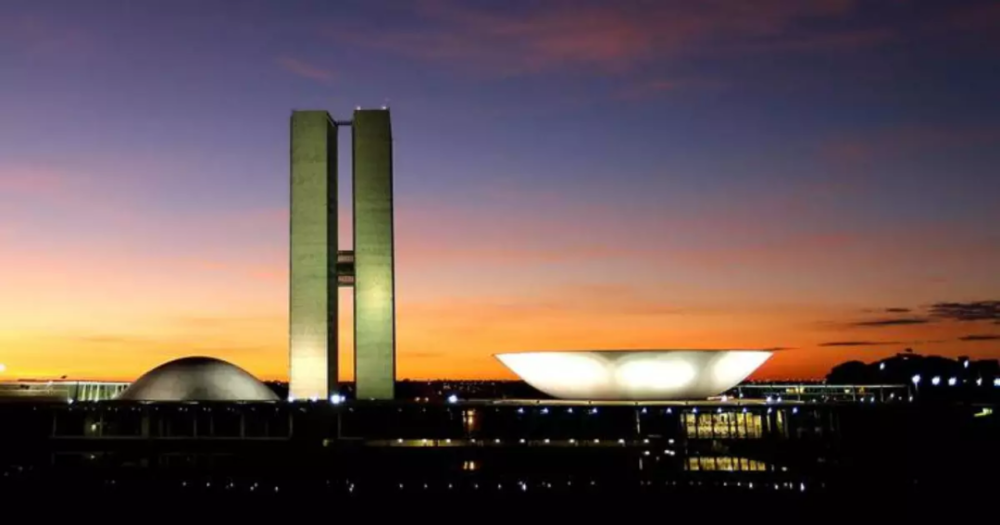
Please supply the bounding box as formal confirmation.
[495,350,771,401]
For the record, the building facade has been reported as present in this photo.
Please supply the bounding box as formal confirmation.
[289,109,396,401]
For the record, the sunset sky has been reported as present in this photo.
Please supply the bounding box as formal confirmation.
[1,0,999,382]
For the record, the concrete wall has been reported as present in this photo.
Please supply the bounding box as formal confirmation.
[289,111,338,400]
[352,109,395,400]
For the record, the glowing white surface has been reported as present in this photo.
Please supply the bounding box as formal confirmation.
[495,350,772,400]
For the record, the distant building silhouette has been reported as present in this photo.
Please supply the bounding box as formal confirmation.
[826,351,1000,401]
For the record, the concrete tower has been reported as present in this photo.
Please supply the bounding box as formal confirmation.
[352,109,396,400]
[289,111,338,401]
[289,109,396,401]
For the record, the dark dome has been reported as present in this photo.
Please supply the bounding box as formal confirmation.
[117,357,278,402]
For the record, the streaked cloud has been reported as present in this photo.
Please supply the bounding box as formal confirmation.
[0,14,94,56]
[615,77,726,101]
[958,334,1000,342]
[76,335,149,345]
[275,56,335,83]
[850,317,930,327]
[327,0,893,75]
[0,166,66,195]
[930,301,1000,322]
[819,341,901,347]
[820,124,1000,164]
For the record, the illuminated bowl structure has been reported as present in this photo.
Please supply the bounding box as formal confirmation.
[117,356,279,402]
[495,350,772,401]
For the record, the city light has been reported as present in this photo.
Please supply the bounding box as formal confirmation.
[994,378,1000,387]
[447,394,458,404]
[948,377,957,386]
[932,376,941,386]
[912,374,921,385]
[329,394,343,404]
[879,363,885,371]
[977,378,983,386]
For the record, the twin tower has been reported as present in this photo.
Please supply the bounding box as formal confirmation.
[289,109,395,401]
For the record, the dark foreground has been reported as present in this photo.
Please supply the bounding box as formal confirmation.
[1,400,996,516]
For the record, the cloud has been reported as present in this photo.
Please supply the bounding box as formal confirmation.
[820,124,1000,164]
[930,301,1000,322]
[762,347,796,351]
[884,308,912,314]
[0,167,66,195]
[327,0,890,75]
[403,351,445,359]
[0,14,94,56]
[76,335,147,344]
[939,2,1000,39]
[275,56,335,83]
[171,315,284,330]
[850,317,930,327]
[819,341,900,347]
[958,334,1000,342]
[615,77,726,101]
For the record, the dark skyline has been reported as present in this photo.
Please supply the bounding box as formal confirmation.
[1,0,998,381]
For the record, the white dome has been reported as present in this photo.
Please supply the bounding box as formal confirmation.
[117,357,278,402]
[495,350,771,401]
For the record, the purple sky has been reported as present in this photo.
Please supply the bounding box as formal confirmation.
[1,0,999,380]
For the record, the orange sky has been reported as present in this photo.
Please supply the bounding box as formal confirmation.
[2,193,998,382]
[2,1,1000,383]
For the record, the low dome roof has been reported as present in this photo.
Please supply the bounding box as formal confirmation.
[117,356,278,402]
